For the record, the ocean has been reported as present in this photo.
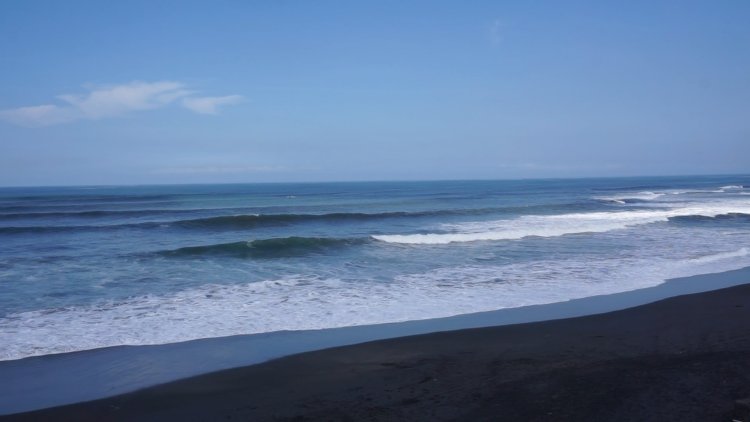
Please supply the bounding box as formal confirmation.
[1,175,749,361]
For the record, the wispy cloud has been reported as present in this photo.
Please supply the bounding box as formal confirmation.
[153,165,287,174]
[0,105,78,127]
[0,81,242,127]
[489,19,504,45]
[58,81,190,119]
[181,95,243,115]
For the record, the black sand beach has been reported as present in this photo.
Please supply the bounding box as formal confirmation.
[5,282,750,421]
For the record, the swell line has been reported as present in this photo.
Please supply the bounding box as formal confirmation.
[158,236,370,259]
[0,208,509,235]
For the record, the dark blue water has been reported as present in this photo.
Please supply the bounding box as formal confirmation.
[1,175,749,360]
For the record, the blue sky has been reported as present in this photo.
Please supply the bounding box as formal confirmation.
[1,1,749,186]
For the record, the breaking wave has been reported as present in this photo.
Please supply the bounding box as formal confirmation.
[0,206,573,235]
[595,191,666,204]
[373,204,750,245]
[4,246,750,361]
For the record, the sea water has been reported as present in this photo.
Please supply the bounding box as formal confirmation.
[1,175,749,360]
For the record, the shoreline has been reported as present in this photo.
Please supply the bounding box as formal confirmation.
[2,266,750,416]
[6,273,750,420]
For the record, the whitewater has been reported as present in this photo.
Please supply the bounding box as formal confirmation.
[1,176,749,360]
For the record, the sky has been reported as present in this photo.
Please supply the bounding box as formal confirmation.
[1,0,749,186]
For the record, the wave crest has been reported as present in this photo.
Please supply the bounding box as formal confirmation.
[170,209,491,229]
[595,191,666,204]
[374,204,750,245]
[160,236,368,259]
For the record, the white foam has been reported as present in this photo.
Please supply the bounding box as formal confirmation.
[685,247,749,265]
[373,212,659,244]
[598,186,745,201]
[3,245,749,361]
[595,191,666,203]
[373,201,750,245]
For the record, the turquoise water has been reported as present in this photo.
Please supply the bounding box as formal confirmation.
[1,175,749,360]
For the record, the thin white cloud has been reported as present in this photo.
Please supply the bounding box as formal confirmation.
[153,165,286,174]
[489,19,504,45]
[0,104,78,127]
[57,81,190,119]
[181,95,243,115]
[0,81,242,127]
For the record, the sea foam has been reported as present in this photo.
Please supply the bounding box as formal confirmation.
[2,246,749,361]
[373,202,750,245]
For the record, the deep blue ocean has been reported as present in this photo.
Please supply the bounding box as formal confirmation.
[1,175,749,360]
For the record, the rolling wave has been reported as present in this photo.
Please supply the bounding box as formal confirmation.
[0,222,160,235]
[0,208,528,235]
[0,209,194,220]
[170,209,494,229]
[685,247,749,264]
[159,236,369,259]
[669,212,750,223]
[595,185,747,204]
[2,199,746,238]
[0,210,477,235]
[373,204,750,245]
[0,211,463,236]
[0,225,103,235]
[595,191,666,204]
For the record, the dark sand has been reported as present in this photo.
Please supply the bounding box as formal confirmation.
[6,283,750,421]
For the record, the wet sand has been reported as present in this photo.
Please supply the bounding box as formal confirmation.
[5,282,750,421]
